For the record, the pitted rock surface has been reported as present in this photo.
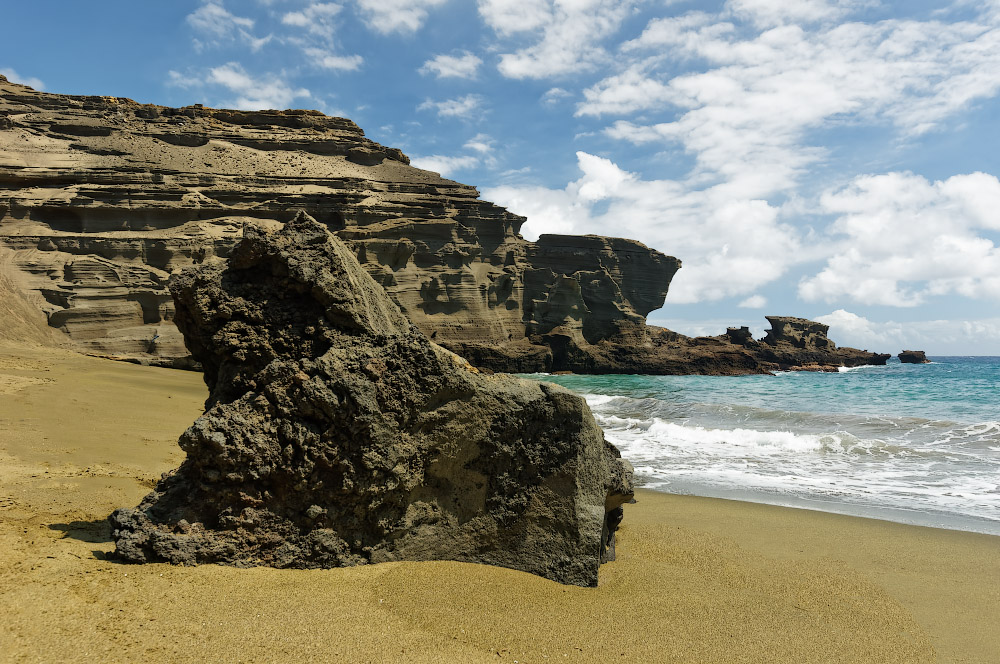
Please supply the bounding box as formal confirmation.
[109,213,634,587]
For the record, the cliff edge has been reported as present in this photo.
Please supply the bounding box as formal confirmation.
[0,77,885,374]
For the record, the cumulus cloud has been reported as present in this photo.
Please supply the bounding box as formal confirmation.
[484,152,806,303]
[541,87,572,106]
[815,309,1000,354]
[187,2,270,51]
[265,3,363,74]
[355,0,447,34]
[739,295,768,308]
[580,7,1000,204]
[463,133,495,154]
[410,154,481,177]
[282,2,344,36]
[419,52,483,79]
[303,47,363,71]
[417,94,485,119]
[0,67,44,90]
[171,62,311,110]
[727,0,872,28]
[188,2,255,36]
[799,171,1000,306]
[479,0,641,79]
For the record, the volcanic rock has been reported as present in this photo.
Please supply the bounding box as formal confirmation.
[898,350,930,364]
[109,212,634,587]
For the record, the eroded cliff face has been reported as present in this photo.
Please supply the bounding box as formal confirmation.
[0,76,677,370]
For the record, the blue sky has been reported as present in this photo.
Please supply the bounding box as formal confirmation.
[4,0,1000,353]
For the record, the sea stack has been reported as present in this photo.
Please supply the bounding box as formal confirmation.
[109,212,634,587]
[898,350,930,364]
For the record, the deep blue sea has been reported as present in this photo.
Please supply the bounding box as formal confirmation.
[525,357,1000,535]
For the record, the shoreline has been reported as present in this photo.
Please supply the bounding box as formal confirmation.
[2,343,998,662]
[637,479,1000,537]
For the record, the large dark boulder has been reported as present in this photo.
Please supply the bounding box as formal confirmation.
[109,212,633,587]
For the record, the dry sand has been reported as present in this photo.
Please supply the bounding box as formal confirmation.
[1,341,997,663]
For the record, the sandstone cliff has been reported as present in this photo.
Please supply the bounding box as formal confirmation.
[110,213,634,586]
[0,75,676,371]
[0,76,886,374]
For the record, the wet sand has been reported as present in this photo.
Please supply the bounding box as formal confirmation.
[1,341,997,663]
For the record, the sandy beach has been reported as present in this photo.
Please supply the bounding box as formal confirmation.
[1,341,998,663]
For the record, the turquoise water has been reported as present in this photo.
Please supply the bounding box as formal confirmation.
[524,357,1000,535]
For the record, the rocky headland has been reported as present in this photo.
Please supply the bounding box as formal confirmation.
[898,350,930,364]
[0,76,887,374]
[110,213,634,586]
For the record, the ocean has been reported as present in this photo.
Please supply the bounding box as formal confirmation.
[525,357,1000,535]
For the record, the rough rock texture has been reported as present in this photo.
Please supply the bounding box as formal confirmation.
[0,77,887,374]
[109,213,634,587]
[898,350,930,364]
[541,316,891,375]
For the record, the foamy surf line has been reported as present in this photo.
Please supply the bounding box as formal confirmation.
[585,403,1000,536]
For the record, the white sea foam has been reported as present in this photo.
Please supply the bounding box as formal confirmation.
[537,361,1000,535]
[590,410,1000,533]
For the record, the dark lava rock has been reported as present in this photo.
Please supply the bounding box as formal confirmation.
[109,212,633,587]
[898,350,930,364]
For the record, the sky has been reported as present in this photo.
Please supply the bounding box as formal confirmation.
[3,0,1000,354]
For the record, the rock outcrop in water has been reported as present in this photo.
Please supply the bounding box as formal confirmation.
[0,76,886,374]
[898,350,930,364]
[109,213,634,587]
[559,316,891,375]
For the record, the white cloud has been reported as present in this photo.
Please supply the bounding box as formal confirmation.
[479,0,641,79]
[355,0,447,34]
[419,52,483,79]
[189,62,312,110]
[188,2,255,36]
[463,133,495,154]
[303,47,363,71]
[282,2,344,36]
[417,94,485,119]
[410,154,480,177]
[274,4,362,72]
[726,0,872,28]
[541,87,572,106]
[580,9,1000,204]
[186,2,269,50]
[0,67,44,90]
[484,152,806,303]
[799,171,1000,306]
[477,0,551,35]
[815,309,1000,354]
[739,295,768,308]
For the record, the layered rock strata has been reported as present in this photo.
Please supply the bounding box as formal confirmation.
[109,213,635,586]
[0,76,677,371]
[0,77,886,374]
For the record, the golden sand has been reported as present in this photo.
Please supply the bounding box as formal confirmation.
[1,341,997,663]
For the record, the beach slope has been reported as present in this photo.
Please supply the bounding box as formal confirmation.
[1,342,997,663]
